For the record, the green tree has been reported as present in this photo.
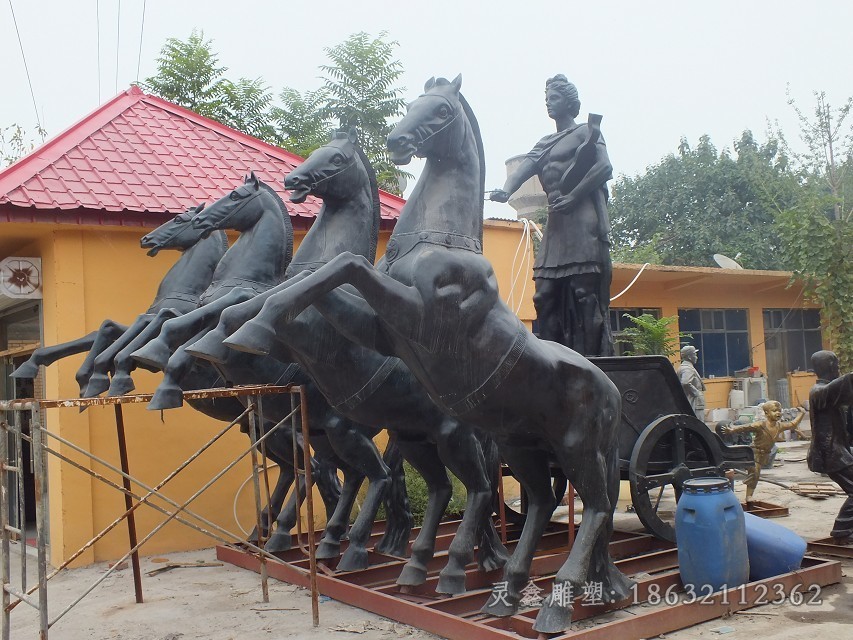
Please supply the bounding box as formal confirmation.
[143,30,275,142]
[609,132,798,269]
[143,30,229,120]
[270,88,331,160]
[317,32,407,193]
[1,123,47,167]
[616,314,689,357]
[144,31,408,193]
[775,91,853,370]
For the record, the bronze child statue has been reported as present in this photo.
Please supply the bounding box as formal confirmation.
[721,400,805,502]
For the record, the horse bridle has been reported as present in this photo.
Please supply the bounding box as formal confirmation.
[300,142,359,191]
[413,93,462,146]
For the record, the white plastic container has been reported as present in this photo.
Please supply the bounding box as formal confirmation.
[729,389,746,409]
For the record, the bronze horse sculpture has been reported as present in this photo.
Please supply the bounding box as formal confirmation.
[188,129,507,589]
[128,171,412,560]
[224,76,632,633]
[124,205,349,546]
[10,204,225,395]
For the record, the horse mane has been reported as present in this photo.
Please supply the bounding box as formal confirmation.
[257,179,294,277]
[212,229,229,254]
[353,143,381,263]
[459,93,485,239]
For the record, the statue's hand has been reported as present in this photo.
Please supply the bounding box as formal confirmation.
[720,426,732,435]
[550,193,577,213]
[489,189,510,203]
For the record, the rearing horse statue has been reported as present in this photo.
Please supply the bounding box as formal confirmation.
[225,75,632,634]
[191,129,507,590]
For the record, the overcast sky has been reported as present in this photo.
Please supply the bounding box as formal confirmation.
[3,0,853,217]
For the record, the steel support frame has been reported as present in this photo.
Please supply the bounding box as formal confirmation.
[0,384,310,640]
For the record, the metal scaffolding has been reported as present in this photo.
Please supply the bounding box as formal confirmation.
[0,384,318,640]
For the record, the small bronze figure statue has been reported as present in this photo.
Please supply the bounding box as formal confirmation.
[490,75,614,356]
[678,345,706,421]
[807,350,853,542]
[721,400,805,502]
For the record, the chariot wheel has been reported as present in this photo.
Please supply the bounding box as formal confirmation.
[629,414,726,542]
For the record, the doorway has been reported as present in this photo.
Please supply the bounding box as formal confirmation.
[1,303,42,541]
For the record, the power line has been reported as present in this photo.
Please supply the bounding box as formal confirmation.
[136,0,146,83]
[115,0,121,93]
[7,0,44,136]
[96,0,101,101]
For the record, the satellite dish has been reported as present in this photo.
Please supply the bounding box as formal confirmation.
[713,253,744,269]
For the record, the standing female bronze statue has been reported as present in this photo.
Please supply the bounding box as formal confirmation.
[224,76,632,633]
[491,75,614,356]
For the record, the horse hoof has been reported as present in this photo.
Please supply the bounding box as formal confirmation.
[264,532,293,554]
[10,361,38,379]
[436,570,467,595]
[396,563,428,587]
[480,589,519,617]
[107,373,136,397]
[84,373,111,397]
[315,540,341,560]
[185,331,230,364]
[148,386,183,410]
[223,322,275,356]
[532,597,574,634]
[337,546,369,572]
[130,340,171,370]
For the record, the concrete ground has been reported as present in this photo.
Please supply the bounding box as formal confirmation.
[7,438,852,639]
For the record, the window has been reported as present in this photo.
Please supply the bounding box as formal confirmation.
[610,308,662,357]
[763,309,822,372]
[678,308,750,377]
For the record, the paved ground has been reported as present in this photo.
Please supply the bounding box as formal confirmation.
[7,438,852,639]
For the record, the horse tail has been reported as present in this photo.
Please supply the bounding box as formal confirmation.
[374,433,414,556]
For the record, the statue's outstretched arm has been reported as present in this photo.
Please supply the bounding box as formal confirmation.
[491,158,538,202]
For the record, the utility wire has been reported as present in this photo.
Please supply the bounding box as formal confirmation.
[96,0,101,101]
[136,0,146,83]
[115,0,121,93]
[8,0,44,137]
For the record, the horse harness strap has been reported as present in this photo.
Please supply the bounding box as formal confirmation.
[285,261,326,278]
[148,289,201,311]
[199,278,274,305]
[442,324,528,418]
[332,357,401,413]
[383,230,482,266]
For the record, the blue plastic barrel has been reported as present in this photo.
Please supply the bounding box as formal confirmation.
[675,478,749,592]
[743,512,806,580]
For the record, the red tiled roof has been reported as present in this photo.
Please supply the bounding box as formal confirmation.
[0,86,404,227]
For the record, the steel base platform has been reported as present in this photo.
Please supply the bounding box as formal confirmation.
[742,500,790,518]
[807,537,853,558]
[217,519,842,640]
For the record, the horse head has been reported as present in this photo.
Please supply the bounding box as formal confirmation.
[141,203,211,256]
[192,172,280,236]
[387,74,465,165]
[285,128,367,204]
